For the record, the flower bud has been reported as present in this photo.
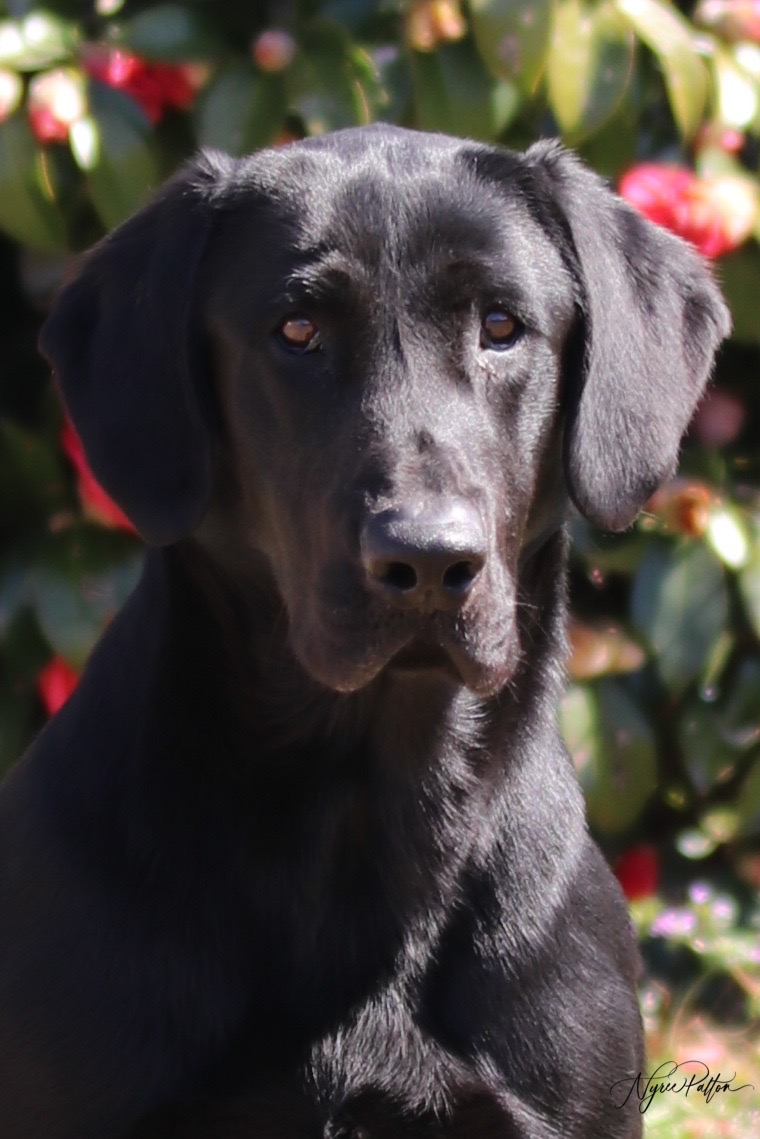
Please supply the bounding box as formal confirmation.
[251,29,297,73]
[405,0,467,52]
[645,478,716,537]
[27,68,86,144]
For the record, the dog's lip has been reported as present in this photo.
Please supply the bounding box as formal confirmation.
[387,637,460,678]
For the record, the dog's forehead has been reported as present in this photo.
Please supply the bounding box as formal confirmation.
[207,133,574,324]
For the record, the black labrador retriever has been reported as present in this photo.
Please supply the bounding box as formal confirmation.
[0,126,729,1138]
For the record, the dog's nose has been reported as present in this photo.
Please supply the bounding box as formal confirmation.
[360,501,486,612]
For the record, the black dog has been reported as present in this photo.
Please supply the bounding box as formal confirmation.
[0,126,728,1138]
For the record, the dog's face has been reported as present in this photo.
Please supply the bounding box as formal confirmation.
[200,142,576,694]
[39,126,730,697]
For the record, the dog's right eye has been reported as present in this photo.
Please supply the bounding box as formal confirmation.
[277,314,321,353]
[481,309,522,350]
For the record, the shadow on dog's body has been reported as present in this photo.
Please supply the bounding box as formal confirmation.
[0,127,729,1137]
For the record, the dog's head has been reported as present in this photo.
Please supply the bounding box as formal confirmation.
[40,126,729,696]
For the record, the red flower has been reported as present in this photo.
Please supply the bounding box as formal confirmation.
[619,164,757,258]
[614,845,660,901]
[37,657,79,716]
[60,418,136,533]
[81,45,197,124]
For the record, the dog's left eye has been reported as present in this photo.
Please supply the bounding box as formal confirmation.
[278,315,322,353]
[481,309,522,349]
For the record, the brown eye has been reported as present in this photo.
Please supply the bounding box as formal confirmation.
[278,314,321,352]
[481,309,521,349]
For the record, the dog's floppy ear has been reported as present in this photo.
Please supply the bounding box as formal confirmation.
[526,141,731,532]
[39,152,234,546]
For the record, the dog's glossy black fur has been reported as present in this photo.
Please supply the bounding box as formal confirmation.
[0,126,729,1137]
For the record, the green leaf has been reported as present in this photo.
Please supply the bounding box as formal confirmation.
[286,20,369,133]
[469,0,553,92]
[575,96,641,179]
[560,680,658,834]
[615,0,708,137]
[348,44,390,121]
[0,554,32,641]
[736,757,760,838]
[83,82,161,230]
[630,540,730,695]
[119,4,223,62]
[720,658,760,751]
[410,37,518,141]
[195,64,285,155]
[2,604,50,687]
[547,0,635,142]
[0,12,78,72]
[324,0,386,34]
[0,419,66,532]
[570,515,649,575]
[718,244,760,346]
[0,686,36,777]
[739,529,760,638]
[28,528,143,670]
[677,698,741,795]
[0,114,67,251]
[368,44,411,123]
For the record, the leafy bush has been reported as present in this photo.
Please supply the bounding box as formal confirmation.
[1,2,759,1072]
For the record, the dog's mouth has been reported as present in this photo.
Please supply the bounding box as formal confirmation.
[385,623,519,697]
[387,637,461,680]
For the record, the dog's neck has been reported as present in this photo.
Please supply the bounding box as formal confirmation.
[37,533,581,1021]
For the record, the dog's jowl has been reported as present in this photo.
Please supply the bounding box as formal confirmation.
[0,126,729,1138]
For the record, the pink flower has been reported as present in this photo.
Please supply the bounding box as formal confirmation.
[37,657,79,716]
[81,45,198,124]
[60,418,136,533]
[650,906,698,938]
[619,164,757,258]
[614,844,660,901]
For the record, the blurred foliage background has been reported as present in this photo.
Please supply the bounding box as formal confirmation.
[0,1,759,1132]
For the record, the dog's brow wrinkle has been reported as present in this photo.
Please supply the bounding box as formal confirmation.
[288,251,370,305]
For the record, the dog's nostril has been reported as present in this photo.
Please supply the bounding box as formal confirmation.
[380,562,418,592]
[361,502,487,612]
[442,560,479,591]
